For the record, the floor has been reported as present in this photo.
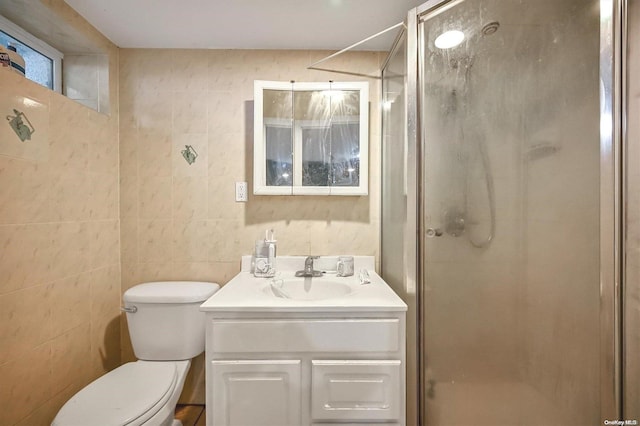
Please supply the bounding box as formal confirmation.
[175,404,206,426]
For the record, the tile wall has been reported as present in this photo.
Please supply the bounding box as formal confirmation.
[0,3,120,423]
[0,53,120,425]
[118,48,383,403]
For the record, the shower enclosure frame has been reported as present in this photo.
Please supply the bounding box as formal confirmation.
[392,0,624,423]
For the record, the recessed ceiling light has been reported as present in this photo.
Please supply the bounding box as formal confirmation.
[434,30,465,49]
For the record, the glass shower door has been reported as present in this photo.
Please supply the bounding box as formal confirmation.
[418,0,603,424]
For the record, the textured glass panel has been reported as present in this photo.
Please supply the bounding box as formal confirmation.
[419,0,600,425]
[0,31,53,90]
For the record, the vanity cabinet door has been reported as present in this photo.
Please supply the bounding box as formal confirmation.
[311,360,402,422]
[210,360,301,426]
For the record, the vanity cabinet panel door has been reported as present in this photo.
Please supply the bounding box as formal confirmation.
[211,360,301,426]
[311,360,402,422]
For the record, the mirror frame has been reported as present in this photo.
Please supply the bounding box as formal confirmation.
[253,80,369,196]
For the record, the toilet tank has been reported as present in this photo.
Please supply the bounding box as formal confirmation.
[123,281,220,360]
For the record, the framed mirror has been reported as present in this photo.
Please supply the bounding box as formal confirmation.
[254,80,369,195]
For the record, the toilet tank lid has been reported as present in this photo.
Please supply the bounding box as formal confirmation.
[124,281,220,303]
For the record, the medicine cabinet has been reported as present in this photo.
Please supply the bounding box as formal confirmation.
[253,80,369,195]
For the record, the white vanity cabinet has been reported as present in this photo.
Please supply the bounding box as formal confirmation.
[205,312,406,426]
[201,257,407,426]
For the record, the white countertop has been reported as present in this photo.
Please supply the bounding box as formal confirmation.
[200,256,407,313]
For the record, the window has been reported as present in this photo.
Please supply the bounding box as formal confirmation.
[0,14,62,92]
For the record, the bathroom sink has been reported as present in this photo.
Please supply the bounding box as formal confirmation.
[262,277,352,301]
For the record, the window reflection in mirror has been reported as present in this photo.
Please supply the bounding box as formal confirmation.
[254,81,368,196]
[263,89,293,187]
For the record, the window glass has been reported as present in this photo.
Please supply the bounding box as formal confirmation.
[0,30,54,90]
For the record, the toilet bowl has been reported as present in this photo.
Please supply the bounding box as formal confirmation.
[53,281,219,426]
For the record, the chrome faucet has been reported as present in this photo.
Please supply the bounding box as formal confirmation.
[295,256,323,277]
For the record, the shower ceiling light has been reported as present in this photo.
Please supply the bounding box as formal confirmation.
[434,30,465,49]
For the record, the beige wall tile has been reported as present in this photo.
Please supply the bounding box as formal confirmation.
[0,158,51,224]
[136,261,175,283]
[134,50,173,93]
[89,220,121,269]
[0,284,52,365]
[172,51,209,92]
[0,224,50,295]
[135,91,173,132]
[0,344,53,425]
[173,220,212,262]
[90,265,121,377]
[49,130,89,173]
[173,176,208,219]
[120,262,140,293]
[207,91,246,134]
[88,172,119,220]
[208,51,252,91]
[50,272,91,337]
[51,324,93,396]
[173,91,209,134]
[138,220,173,262]
[138,129,172,177]
[15,385,75,426]
[208,132,246,178]
[46,222,91,283]
[120,174,139,219]
[49,169,91,221]
[139,176,172,219]
[88,139,119,175]
[0,8,121,424]
[121,219,139,264]
[119,126,138,177]
[207,176,245,220]
[169,261,239,284]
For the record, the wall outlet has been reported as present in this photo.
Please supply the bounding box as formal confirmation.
[235,182,248,202]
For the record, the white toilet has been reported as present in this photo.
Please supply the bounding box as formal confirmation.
[53,281,220,426]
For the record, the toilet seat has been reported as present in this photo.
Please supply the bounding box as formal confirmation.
[52,361,178,426]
